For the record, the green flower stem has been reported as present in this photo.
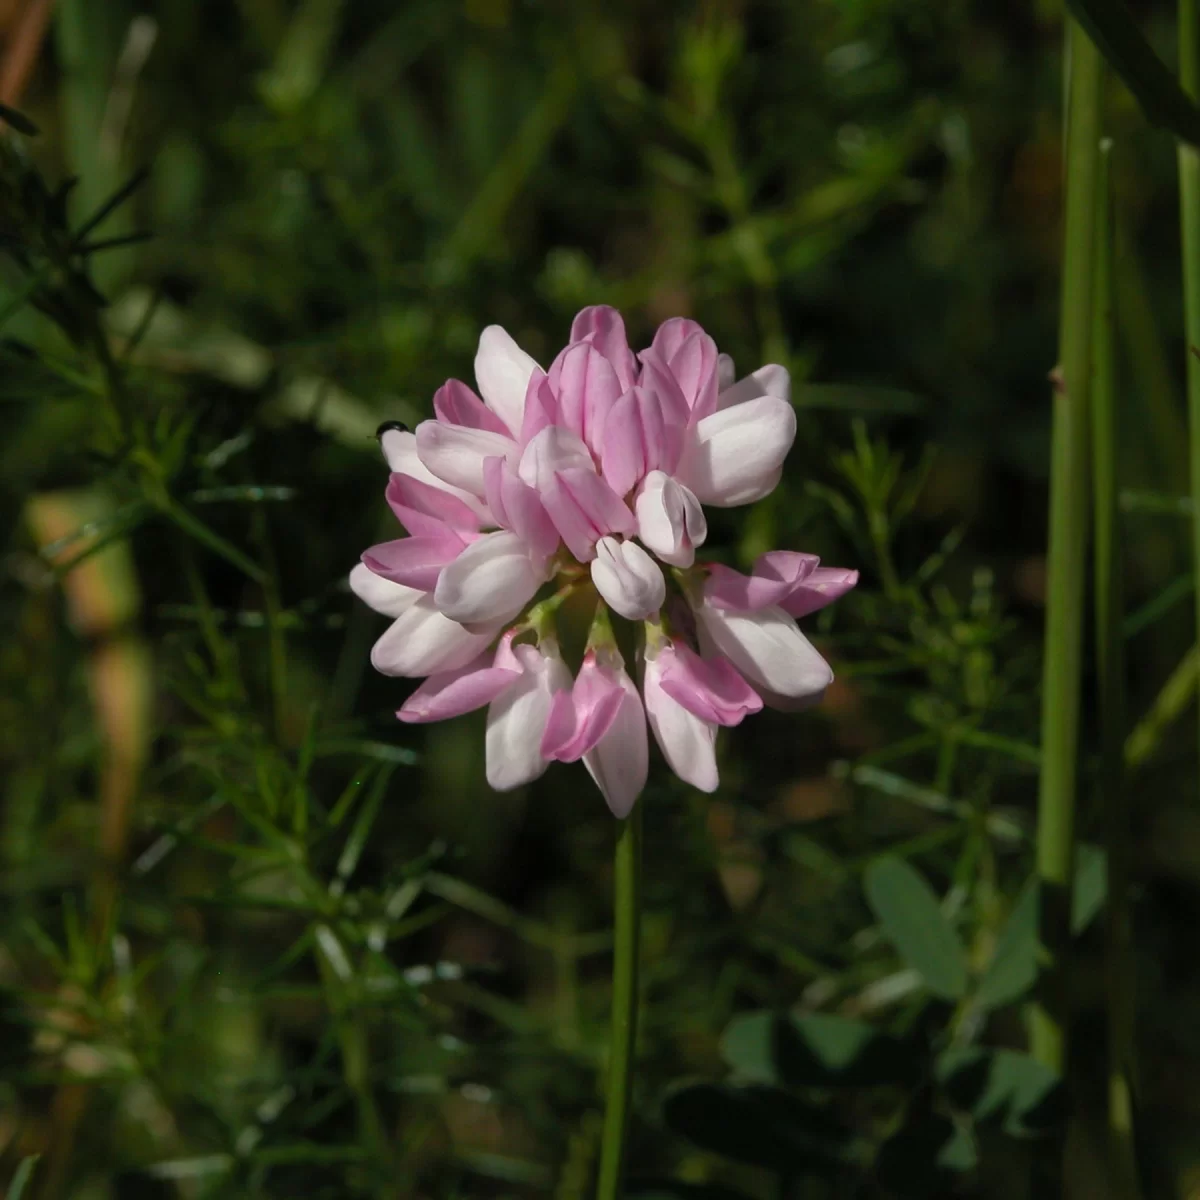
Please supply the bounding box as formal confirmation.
[587,600,615,647]
[1031,17,1103,1074]
[596,804,642,1200]
[1181,0,1200,778]
[1092,139,1142,1199]
[1124,643,1200,768]
[526,581,584,638]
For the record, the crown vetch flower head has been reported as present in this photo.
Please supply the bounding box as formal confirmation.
[352,306,857,815]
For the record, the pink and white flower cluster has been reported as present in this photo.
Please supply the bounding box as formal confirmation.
[351,307,856,817]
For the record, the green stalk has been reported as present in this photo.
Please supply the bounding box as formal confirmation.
[1181,0,1200,777]
[595,805,642,1200]
[55,0,116,218]
[54,0,130,292]
[1031,19,1103,1075]
[314,929,387,1157]
[1124,643,1200,768]
[1092,140,1142,1199]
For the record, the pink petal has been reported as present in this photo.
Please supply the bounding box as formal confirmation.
[668,330,719,421]
[483,457,560,561]
[519,370,560,446]
[570,305,639,390]
[545,468,636,562]
[415,420,516,496]
[491,627,523,672]
[643,653,719,792]
[377,428,492,520]
[475,325,539,437]
[599,406,646,500]
[398,655,521,723]
[703,564,789,611]
[548,340,623,455]
[757,550,823,585]
[781,567,859,618]
[433,379,511,436]
[362,531,467,591]
[517,425,594,493]
[380,501,448,541]
[656,642,763,726]
[540,653,626,761]
[386,472,483,537]
[696,602,833,699]
[704,553,854,617]
[485,641,572,790]
[599,385,687,497]
[582,671,648,818]
[637,347,691,425]
[649,316,707,363]
[704,552,820,611]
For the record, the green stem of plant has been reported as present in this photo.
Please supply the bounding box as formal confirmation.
[1181,0,1200,789]
[341,1020,387,1154]
[1031,17,1103,1077]
[1091,139,1142,1199]
[54,0,129,293]
[252,509,288,742]
[161,500,267,584]
[595,804,642,1200]
[1124,642,1200,767]
[314,931,387,1157]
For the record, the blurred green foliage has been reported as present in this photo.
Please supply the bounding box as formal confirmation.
[2,1,1200,1197]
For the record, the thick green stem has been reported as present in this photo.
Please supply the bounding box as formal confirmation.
[1092,140,1142,1199]
[1181,0,1200,784]
[1031,19,1103,1079]
[595,805,642,1200]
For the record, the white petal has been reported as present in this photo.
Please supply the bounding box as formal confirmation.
[517,424,594,492]
[415,420,516,496]
[634,472,707,568]
[370,597,498,677]
[583,673,648,818]
[678,395,795,507]
[717,352,736,392]
[434,530,546,625]
[349,562,422,618]
[697,603,832,698]
[590,537,665,621]
[486,645,571,790]
[379,428,491,519]
[475,325,540,438]
[644,675,718,793]
[716,363,791,411]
